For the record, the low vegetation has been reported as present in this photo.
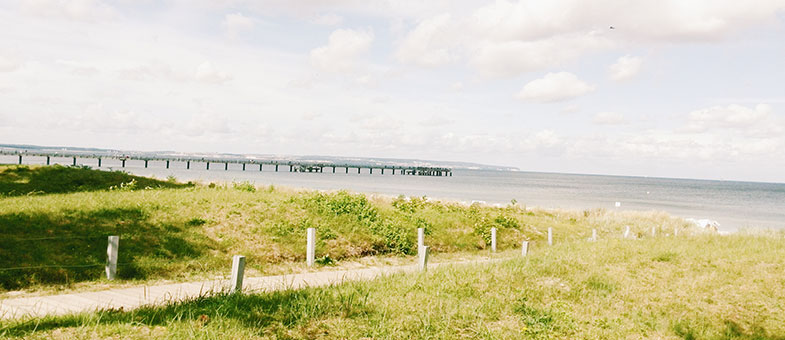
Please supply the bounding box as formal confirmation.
[0,164,692,292]
[2,236,784,339]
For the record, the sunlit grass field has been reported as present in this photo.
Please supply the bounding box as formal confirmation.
[2,165,784,339]
[0,164,692,294]
[2,235,784,339]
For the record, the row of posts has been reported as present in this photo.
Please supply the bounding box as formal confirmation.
[12,155,451,176]
[104,224,679,293]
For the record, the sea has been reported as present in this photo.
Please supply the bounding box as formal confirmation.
[4,155,785,232]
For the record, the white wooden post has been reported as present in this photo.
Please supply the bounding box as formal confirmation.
[229,255,245,293]
[105,235,119,280]
[306,228,316,267]
[521,241,529,256]
[651,226,656,237]
[419,246,429,272]
[624,226,631,239]
[491,227,497,252]
[592,229,597,242]
[417,227,425,256]
[547,227,553,246]
[674,227,679,237]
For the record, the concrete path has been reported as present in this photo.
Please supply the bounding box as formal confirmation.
[0,258,498,321]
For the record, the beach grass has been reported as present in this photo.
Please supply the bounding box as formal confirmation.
[0,164,693,293]
[2,235,784,339]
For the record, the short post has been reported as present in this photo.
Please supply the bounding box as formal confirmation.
[98,158,102,167]
[624,226,631,239]
[651,226,656,237]
[18,155,22,165]
[417,228,425,255]
[547,227,553,246]
[187,160,190,169]
[121,159,126,167]
[521,241,529,256]
[105,235,119,280]
[46,156,50,165]
[144,160,148,168]
[229,255,246,293]
[166,160,169,169]
[419,246,429,272]
[72,157,77,166]
[490,227,497,252]
[592,228,597,242]
[674,227,679,237]
[306,228,316,267]
[225,163,228,171]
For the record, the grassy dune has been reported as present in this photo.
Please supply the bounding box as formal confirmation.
[0,164,692,292]
[2,236,784,339]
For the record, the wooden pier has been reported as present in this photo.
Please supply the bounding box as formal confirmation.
[1,151,453,177]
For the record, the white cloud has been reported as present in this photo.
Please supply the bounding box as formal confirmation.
[394,1,785,76]
[222,12,255,38]
[194,62,232,84]
[517,72,595,103]
[684,103,781,135]
[0,53,21,72]
[593,111,626,125]
[609,55,643,81]
[311,13,343,26]
[469,0,785,42]
[55,60,100,76]
[20,0,116,22]
[310,28,374,72]
[470,33,613,77]
[395,13,455,67]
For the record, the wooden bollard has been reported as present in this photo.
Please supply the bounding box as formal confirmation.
[229,255,246,293]
[547,228,553,246]
[419,246,429,272]
[624,226,631,239]
[417,228,425,255]
[105,235,119,280]
[491,227,497,252]
[521,241,529,256]
[306,228,316,267]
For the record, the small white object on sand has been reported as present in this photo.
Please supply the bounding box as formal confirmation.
[685,218,720,232]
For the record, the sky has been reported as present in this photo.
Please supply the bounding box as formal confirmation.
[1,0,785,183]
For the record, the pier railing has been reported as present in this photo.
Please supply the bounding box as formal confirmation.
[0,150,453,177]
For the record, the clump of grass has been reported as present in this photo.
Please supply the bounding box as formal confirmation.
[232,181,256,192]
[0,165,189,196]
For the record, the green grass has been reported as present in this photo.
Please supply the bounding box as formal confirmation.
[0,164,189,196]
[0,165,694,292]
[2,236,784,339]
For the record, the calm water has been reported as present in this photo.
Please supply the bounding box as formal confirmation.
[5,155,785,232]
